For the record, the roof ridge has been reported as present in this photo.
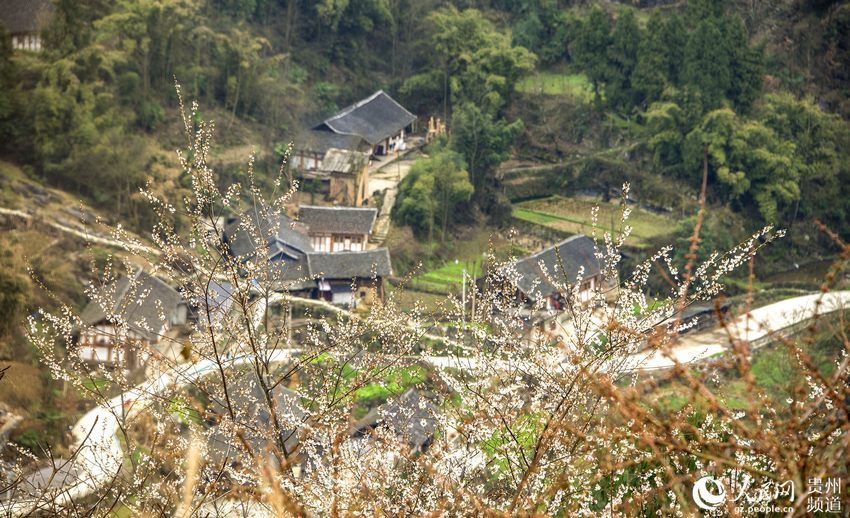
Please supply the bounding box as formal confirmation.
[524,234,589,262]
[324,90,386,124]
[377,90,416,119]
[306,247,388,256]
[111,268,142,312]
[299,204,377,211]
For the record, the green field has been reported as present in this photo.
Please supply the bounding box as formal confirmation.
[516,71,594,101]
[513,195,676,249]
[409,257,484,294]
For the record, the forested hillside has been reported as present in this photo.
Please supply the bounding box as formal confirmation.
[1,0,849,246]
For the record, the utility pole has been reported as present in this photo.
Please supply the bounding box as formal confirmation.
[461,268,467,329]
[287,302,293,344]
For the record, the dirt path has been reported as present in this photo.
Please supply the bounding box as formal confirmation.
[0,206,159,256]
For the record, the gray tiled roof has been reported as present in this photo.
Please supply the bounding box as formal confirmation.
[315,91,416,145]
[223,211,313,260]
[298,205,377,235]
[79,270,182,343]
[207,381,305,466]
[512,235,601,300]
[307,249,392,279]
[318,148,369,175]
[268,255,316,291]
[224,208,392,285]
[295,130,367,154]
[351,389,437,451]
[0,0,52,34]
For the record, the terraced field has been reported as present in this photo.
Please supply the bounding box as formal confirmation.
[409,258,485,294]
[516,71,594,102]
[513,195,676,249]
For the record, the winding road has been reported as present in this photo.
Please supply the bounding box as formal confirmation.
[5,290,849,515]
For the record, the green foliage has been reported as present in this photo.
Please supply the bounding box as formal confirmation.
[404,6,535,115]
[511,1,574,67]
[605,9,641,111]
[758,93,850,226]
[394,146,473,241]
[672,206,745,266]
[450,103,523,201]
[643,101,687,174]
[572,7,611,105]
[631,13,667,106]
[682,19,730,110]
[684,108,800,221]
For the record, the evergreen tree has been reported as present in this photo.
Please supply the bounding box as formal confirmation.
[661,13,687,84]
[683,18,730,110]
[572,8,611,106]
[631,12,666,107]
[724,16,763,112]
[606,9,642,111]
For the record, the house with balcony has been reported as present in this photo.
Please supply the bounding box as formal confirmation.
[77,270,185,371]
[292,90,416,174]
[223,206,391,306]
[508,235,609,312]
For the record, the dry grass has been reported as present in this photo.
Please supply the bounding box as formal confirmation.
[0,361,44,411]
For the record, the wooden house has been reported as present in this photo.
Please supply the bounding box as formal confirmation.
[222,207,391,306]
[78,270,185,371]
[298,205,376,253]
[292,90,416,172]
[508,235,608,311]
[0,0,52,51]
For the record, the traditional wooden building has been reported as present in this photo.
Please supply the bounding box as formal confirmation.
[294,148,371,206]
[290,131,369,172]
[0,0,52,52]
[306,249,391,306]
[509,235,606,310]
[222,207,391,306]
[291,90,416,173]
[78,270,185,371]
[298,205,376,253]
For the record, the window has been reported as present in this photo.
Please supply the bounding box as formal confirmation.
[332,234,363,252]
[80,345,112,362]
[311,235,331,252]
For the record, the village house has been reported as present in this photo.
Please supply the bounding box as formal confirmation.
[78,270,185,371]
[350,389,438,454]
[294,148,371,206]
[291,90,416,172]
[222,206,391,306]
[0,0,52,52]
[298,205,376,252]
[508,235,608,311]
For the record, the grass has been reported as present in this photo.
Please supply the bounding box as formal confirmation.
[354,365,428,405]
[308,355,428,408]
[418,257,484,288]
[513,195,676,249]
[516,71,594,102]
[649,321,846,415]
[81,377,111,392]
